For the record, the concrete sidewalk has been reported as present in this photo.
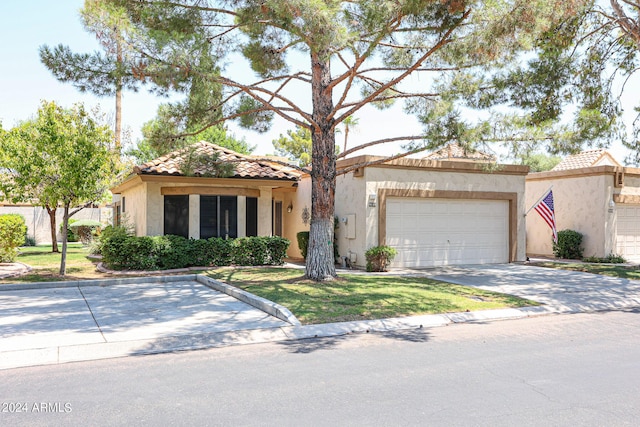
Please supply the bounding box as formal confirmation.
[2,264,640,371]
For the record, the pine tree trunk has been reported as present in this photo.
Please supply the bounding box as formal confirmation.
[306,51,337,281]
[59,204,70,276]
[47,206,59,253]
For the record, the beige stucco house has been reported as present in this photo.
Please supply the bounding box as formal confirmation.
[526,149,640,262]
[110,142,300,241]
[112,141,530,269]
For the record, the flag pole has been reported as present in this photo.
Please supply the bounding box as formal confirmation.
[525,185,553,216]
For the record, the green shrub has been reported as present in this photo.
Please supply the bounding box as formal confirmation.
[61,219,79,242]
[100,233,289,270]
[553,229,584,259]
[152,235,184,269]
[266,236,290,265]
[297,231,309,259]
[99,227,157,271]
[92,225,130,255]
[232,237,268,266]
[205,237,233,266]
[0,214,27,262]
[23,235,36,247]
[365,245,397,272]
[582,254,626,264]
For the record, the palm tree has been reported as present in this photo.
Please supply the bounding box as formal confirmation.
[342,115,359,155]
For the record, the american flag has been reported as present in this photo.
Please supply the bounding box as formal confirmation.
[534,190,558,243]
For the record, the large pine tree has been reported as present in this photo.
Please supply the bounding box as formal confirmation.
[94,0,587,281]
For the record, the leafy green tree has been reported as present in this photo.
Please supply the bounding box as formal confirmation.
[129,106,255,164]
[518,153,562,172]
[0,101,119,275]
[273,126,313,167]
[97,0,584,281]
[452,0,640,163]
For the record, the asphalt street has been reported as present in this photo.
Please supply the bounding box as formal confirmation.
[1,310,639,426]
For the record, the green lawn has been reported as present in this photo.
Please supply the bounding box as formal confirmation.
[207,267,537,325]
[532,261,640,280]
[1,244,106,283]
[5,248,538,325]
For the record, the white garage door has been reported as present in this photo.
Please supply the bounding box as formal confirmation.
[616,205,640,262]
[386,198,509,268]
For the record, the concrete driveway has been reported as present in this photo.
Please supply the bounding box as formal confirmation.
[3,264,640,370]
[0,275,293,369]
[427,263,640,313]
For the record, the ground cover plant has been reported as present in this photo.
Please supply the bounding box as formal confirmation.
[207,267,536,325]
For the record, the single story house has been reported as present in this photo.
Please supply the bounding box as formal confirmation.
[110,142,300,240]
[112,142,529,269]
[526,149,640,262]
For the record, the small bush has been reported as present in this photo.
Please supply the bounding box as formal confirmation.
[0,214,27,262]
[553,229,584,259]
[152,235,192,269]
[232,237,269,266]
[365,245,397,272]
[297,231,310,259]
[582,254,626,264]
[61,219,79,242]
[74,225,101,245]
[92,225,130,255]
[23,235,37,247]
[267,236,290,265]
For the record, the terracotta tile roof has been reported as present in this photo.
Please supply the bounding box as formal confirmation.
[423,143,496,162]
[551,149,621,171]
[134,141,301,181]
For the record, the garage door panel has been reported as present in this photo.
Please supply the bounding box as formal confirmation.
[616,205,640,262]
[387,198,509,268]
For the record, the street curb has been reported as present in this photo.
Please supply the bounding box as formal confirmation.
[1,305,558,370]
[196,275,302,326]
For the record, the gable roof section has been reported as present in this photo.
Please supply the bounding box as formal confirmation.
[423,143,496,162]
[551,149,621,171]
[134,141,300,181]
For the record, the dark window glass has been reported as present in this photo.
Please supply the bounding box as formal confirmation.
[164,195,189,237]
[200,196,218,239]
[246,197,258,237]
[200,195,237,239]
[122,196,126,212]
[219,196,238,239]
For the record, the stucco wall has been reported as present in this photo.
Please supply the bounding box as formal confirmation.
[119,181,148,236]
[0,205,109,244]
[118,179,281,238]
[526,173,613,257]
[334,172,367,266]
[284,177,312,258]
[290,164,527,267]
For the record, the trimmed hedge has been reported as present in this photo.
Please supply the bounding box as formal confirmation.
[99,229,290,271]
[0,214,27,262]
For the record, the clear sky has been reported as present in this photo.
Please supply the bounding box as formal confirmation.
[0,1,635,163]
